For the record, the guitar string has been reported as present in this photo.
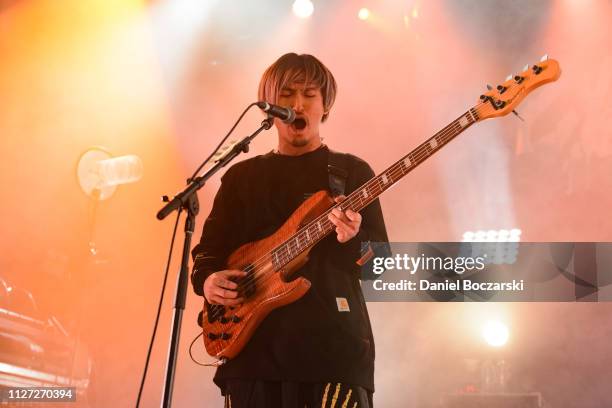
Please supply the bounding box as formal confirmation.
[207,64,556,351]
[206,65,554,354]
[228,106,481,296]
[208,67,550,328]
[205,105,484,329]
[205,104,485,330]
[210,66,546,331]
[204,103,488,327]
[204,118,470,337]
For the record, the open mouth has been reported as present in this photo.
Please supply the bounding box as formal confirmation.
[292,118,307,130]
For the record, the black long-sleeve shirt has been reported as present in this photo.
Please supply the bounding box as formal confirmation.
[191,145,388,392]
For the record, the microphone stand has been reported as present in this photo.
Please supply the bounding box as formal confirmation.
[155,117,273,408]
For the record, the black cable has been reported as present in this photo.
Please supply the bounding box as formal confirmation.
[187,102,259,183]
[135,209,181,408]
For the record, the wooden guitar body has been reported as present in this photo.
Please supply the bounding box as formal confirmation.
[202,190,335,359]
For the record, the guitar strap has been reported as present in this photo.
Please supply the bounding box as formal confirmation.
[327,149,385,269]
[327,149,350,197]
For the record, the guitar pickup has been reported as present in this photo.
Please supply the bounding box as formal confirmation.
[207,304,226,323]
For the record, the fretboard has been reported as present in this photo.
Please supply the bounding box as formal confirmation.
[270,107,480,270]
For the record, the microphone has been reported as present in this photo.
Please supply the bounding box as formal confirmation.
[256,102,296,124]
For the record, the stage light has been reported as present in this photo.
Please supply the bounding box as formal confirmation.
[461,229,520,264]
[482,320,509,347]
[358,8,370,21]
[462,228,522,242]
[77,147,143,200]
[292,0,313,19]
[96,155,143,187]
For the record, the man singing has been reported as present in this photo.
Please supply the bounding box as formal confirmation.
[191,52,388,408]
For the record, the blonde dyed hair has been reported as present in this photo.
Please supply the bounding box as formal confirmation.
[258,53,337,122]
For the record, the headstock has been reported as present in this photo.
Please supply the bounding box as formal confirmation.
[475,55,561,121]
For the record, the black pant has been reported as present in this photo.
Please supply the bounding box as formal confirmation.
[223,380,373,408]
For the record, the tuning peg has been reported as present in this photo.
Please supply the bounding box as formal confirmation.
[486,84,493,91]
[540,54,548,62]
[532,64,543,75]
[522,64,529,72]
[505,74,513,81]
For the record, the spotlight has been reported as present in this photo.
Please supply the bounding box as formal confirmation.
[292,0,314,19]
[482,320,509,347]
[462,229,521,264]
[77,147,143,200]
[462,228,522,242]
[358,7,370,20]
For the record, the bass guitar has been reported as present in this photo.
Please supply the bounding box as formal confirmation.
[202,56,561,360]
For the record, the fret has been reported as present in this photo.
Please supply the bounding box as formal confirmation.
[351,195,363,208]
[471,108,479,121]
[277,247,287,266]
[306,226,314,243]
[402,156,412,171]
[293,236,300,252]
[468,108,478,123]
[272,107,478,270]
[272,250,279,268]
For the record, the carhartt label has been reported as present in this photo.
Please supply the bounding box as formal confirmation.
[336,297,350,312]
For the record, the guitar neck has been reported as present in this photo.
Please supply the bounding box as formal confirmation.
[271,106,480,269]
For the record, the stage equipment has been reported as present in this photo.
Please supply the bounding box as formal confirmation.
[256,102,296,124]
[156,112,274,408]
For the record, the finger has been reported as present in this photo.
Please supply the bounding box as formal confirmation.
[329,210,349,225]
[222,270,248,278]
[208,295,225,305]
[333,195,346,203]
[335,208,355,224]
[213,287,238,299]
[329,212,351,230]
[331,207,347,218]
[215,277,238,290]
[209,295,244,306]
[223,297,244,306]
[335,227,348,243]
[345,210,361,223]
